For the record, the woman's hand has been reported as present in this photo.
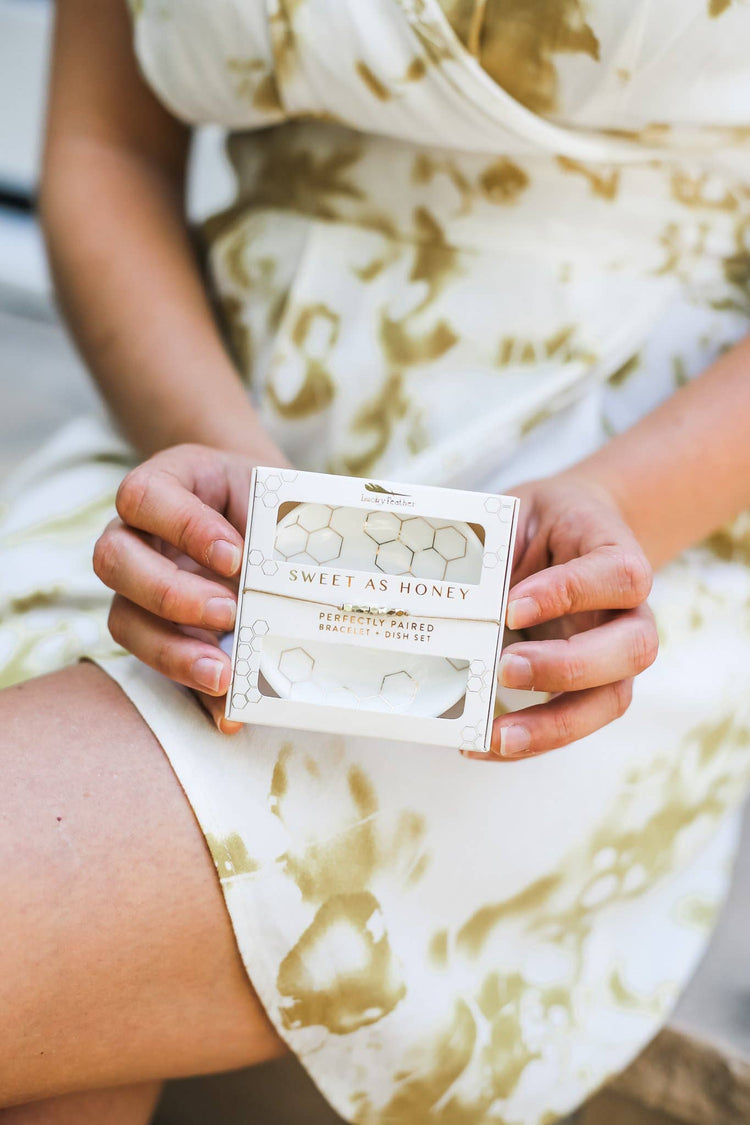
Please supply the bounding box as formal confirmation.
[483,477,659,761]
[93,444,281,733]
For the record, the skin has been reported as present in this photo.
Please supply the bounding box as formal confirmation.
[1,6,289,1113]
[40,0,283,465]
[6,0,750,1116]
[0,1084,161,1125]
[0,665,286,1116]
[492,331,750,756]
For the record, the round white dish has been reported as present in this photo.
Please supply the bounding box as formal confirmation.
[274,504,484,582]
[260,638,470,717]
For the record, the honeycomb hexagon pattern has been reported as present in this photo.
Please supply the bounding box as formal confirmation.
[400,518,434,551]
[363,511,402,545]
[274,504,483,582]
[374,539,414,575]
[257,635,471,718]
[278,647,315,684]
[433,526,467,562]
[363,512,480,581]
[297,504,333,532]
[275,506,344,565]
[307,527,344,564]
[275,522,307,558]
[255,469,299,507]
[229,617,270,712]
[460,722,487,752]
[411,548,446,578]
[379,670,418,709]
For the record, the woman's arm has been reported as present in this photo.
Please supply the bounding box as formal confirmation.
[559,334,750,570]
[486,335,750,759]
[41,0,282,464]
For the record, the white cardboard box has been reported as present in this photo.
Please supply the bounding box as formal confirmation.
[226,468,519,754]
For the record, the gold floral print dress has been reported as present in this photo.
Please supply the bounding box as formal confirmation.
[3,1,750,1121]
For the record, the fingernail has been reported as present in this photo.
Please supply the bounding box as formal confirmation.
[494,724,531,758]
[498,653,533,689]
[218,716,243,735]
[209,540,242,575]
[194,656,225,692]
[507,597,539,631]
[203,597,236,630]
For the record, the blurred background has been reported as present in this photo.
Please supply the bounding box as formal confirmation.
[1,2,749,1122]
[0,0,234,476]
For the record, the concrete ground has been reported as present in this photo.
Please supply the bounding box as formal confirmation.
[2,302,750,1122]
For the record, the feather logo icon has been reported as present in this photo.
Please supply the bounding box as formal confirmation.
[364,482,409,497]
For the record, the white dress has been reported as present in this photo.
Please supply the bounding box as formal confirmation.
[2,1,750,1121]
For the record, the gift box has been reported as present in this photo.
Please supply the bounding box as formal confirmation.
[225,468,519,754]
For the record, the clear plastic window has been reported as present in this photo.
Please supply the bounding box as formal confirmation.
[257,634,469,719]
[274,502,485,585]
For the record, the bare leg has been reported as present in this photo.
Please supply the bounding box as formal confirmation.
[0,1083,161,1125]
[0,663,286,1109]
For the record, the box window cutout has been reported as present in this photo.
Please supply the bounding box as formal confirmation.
[274,502,485,585]
[256,634,469,719]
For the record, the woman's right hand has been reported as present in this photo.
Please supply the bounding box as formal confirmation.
[93,443,281,733]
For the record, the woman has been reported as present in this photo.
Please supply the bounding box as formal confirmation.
[2,0,750,1121]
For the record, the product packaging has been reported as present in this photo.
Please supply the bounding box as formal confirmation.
[225,468,520,754]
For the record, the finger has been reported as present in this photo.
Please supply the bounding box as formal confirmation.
[465,678,634,761]
[506,545,652,630]
[108,595,232,696]
[116,466,244,577]
[138,616,244,734]
[178,627,246,731]
[94,521,237,631]
[196,692,245,735]
[498,605,658,694]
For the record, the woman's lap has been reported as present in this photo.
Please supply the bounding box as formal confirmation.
[4,415,750,1122]
[93,558,750,1123]
[0,663,284,1109]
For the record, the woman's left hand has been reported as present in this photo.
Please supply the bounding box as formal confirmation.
[480,476,659,761]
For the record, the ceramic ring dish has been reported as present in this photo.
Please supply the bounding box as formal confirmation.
[259,503,485,718]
